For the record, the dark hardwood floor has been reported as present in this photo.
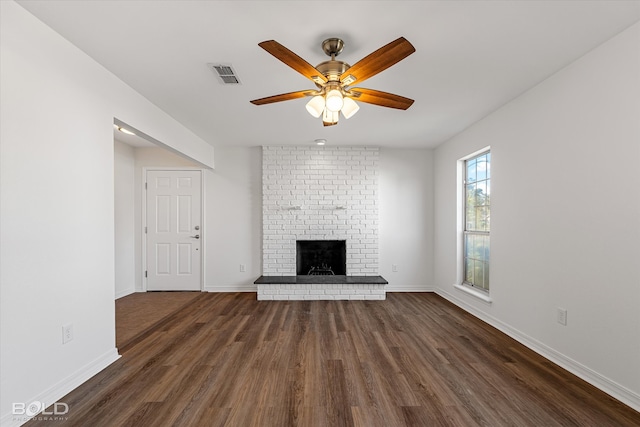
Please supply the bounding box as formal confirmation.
[116,291,201,350]
[27,292,640,426]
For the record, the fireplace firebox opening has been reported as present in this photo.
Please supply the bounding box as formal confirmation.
[296,240,346,276]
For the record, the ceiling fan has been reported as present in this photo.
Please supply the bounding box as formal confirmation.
[250,37,415,126]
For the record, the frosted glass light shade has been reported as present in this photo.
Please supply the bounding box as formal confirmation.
[305,96,325,118]
[325,89,344,112]
[341,97,360,119]
[322,109,339,124]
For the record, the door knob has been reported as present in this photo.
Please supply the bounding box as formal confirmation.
[190,234,200,239]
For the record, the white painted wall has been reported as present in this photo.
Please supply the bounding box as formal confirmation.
[433,22,640,409]
[379,149,434,291]
[205,146,262,291]
[114,140,136,299]
[0,2,214,424]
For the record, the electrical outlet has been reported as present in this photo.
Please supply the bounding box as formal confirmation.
[557,308,567,326]
[62,323,73,344]
[392,264,398,272]
[240,264,246,273]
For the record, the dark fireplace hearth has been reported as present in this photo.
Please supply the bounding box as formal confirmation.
[296,240,346,276]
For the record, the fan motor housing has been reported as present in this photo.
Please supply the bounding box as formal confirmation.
[317,38,350,81]
[316,61,351,82]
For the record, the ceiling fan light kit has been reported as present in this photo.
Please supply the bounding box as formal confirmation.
[325,88,344,112]
[305,95,325,118]
[322,109,340,127]
[250,37,415,126]
[341,97,360,119]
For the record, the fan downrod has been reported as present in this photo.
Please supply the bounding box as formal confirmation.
[316,38,350,81]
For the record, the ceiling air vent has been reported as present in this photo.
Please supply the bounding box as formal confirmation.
[208,64,241,84]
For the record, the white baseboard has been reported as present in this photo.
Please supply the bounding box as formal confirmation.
[114,287,135,300]
[435,288,640,412]
[386,285,434,292]
[205,285,257,293]
[0,348,120,427]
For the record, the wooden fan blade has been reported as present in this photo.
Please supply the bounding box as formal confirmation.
[340,37,415,86]
[349,88,414,110]
[259,40,328,84]
[250,90,315,105]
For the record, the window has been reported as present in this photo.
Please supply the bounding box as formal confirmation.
[463,151,490,291]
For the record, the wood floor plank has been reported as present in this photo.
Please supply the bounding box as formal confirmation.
[25,292,640,427]
[116,292,201,347]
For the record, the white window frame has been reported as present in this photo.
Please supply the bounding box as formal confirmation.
[454,147,492,304]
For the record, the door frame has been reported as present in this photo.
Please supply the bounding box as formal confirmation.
[142,167,205,292]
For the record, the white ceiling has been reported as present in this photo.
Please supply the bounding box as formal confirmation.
[17,0,640,148]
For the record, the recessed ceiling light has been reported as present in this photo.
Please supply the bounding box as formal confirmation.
[314,139,326,146]
[117,126,135,135]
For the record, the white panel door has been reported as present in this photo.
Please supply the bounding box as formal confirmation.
[146,170,202,291]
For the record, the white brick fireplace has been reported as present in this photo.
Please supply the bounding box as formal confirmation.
[262,146,379,274]
[258,146,385,300]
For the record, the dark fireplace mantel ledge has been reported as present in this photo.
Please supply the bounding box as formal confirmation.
[255,275,388,285]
